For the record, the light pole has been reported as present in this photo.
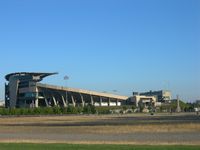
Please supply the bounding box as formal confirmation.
[64,75,69,106]
[176,95,181,113]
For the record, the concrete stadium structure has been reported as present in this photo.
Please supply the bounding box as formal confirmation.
[5,72,128,108]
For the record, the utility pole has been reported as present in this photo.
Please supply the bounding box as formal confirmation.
[176,95,181,113]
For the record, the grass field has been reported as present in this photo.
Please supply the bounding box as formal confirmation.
[0,113,199,145]
[0,144,199,150]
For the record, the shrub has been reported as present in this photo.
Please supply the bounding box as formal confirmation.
[82,105,96,114]
[53,107,61,114]
[96,107,111,114]
[33,108,42,115]
[41,107,52,115]
[77,106,83,114]
[9,108,17,115]
[0,108,9,115]
[83,105,91,114]
[59,107,67,114]
[90,105,96,114]
[27,108,34,115]
[67,105,78,114]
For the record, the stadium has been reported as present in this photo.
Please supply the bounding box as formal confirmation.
[5,72,128,108]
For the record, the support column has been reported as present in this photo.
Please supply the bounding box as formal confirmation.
[35,87,39,108]
[52,96,57,106]
[61,95,67,107]
[65,91,68,106]
[35,99,38,108]
[71,94,76,107]
[31,99,34,108]
[116,99,118,106]
[90,95,94,105]
[44,98,49,107]
[43,92,49,107]
[100,96,102,106]
[108,98,111,106]
[136,96,139,107]
[79,93,84,107]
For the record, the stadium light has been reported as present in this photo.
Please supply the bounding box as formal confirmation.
[64,75,69,106]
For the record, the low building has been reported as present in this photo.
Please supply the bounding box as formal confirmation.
[127,90,172,110]
[127,93,157,108]
[140,90,171,102]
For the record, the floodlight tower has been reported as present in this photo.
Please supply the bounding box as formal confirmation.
[64,75,69,106]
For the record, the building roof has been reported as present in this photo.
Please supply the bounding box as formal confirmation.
[37,83,129,100]
[5,72,58,81]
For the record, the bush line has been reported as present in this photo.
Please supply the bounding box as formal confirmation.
[0,105,137,116]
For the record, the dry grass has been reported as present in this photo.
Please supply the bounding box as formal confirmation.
[0,123,199,134]
[0,139,200,145]
[0,113,197,125]
[0,114,199,145]
[82,123,200,133]
[0,115,105,125]
[0,114,200,134]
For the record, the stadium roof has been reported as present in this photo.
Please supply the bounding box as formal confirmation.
[5,72,58,81]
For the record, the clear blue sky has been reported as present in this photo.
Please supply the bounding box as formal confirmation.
[0,0,199,102]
